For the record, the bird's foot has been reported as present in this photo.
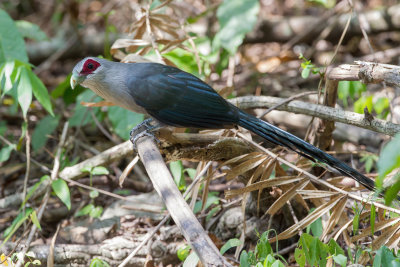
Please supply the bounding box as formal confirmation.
[130,118,161,150]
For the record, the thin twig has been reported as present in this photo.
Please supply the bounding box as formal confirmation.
[89,108,119,144]
[22,119,31,232]
[16,122,69,267]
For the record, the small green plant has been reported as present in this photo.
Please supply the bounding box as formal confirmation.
[240,230,286,267]
[299,54,321,79]
[75,166,109,219]
[1,176,50,247]
[294,233,347,267]
[376,133,400,205]
[338,81,366,108]
[89,257,110,267]
[360,152,378,173]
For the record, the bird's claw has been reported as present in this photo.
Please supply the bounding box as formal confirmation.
[130,118,161,150]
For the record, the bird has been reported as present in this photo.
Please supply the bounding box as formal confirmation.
[70,57,377,193]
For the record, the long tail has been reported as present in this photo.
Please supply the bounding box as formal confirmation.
[237,110,376,192]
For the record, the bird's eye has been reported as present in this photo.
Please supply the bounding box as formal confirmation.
[87,63,94,69]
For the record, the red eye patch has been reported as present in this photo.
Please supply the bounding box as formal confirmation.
[80,59,100,75]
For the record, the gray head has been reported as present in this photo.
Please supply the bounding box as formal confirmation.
[70,57,110,89]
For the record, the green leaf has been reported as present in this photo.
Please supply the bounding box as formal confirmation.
[240,251,251,267]
[91,166,109,175]
[21,175,49,209]
[354,95,373,114]
[213,0,260,54]
[256,231,273,262]
[220,238,241,255]
[30,211,41,230]
[338,81,366,107]
[377,133,400,187]
[183,252,199,267]
[51,74,71,99]
[163,47,201,76]
[301,67,311,79]
[17,67,32,118]
[177,245,191,261]
[15,20,47,41]
[81,166,93,173]
[0,61,15,94]
[90,190,99,199]
[51,179,71,210]
[28,71,54,115]
[373,246,396,267]
[75,204,95,217]
[31,115,60,151]
[193,192,220,213]
[309,215,323,237]
[332,254,347,267]
[89,258,110,267]
[184,168,197,179]
[170,161,185,189]
[371,203,376,235]
[69,90,101,127]
[89,206,103,218]
[0,143,15,162]
[294,248,306,267]
[373,97,389,115]
[0,9,28,63]
[107,106,144,140]
[384,175,400,205]
[327,239,344,256]
[1,208,33,247]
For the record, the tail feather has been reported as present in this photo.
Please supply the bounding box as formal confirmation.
[237,110,376,192]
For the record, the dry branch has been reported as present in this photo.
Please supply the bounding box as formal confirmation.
[2,234,182,266]
[230,96,400,136]
[246,5,400,44]
[135,135,231,267]
[327,61,400,87]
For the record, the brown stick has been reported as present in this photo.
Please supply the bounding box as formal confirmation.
[135,135,231,267]
[230,96,400,136]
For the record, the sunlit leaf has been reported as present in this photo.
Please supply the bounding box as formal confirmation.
[30,211,41,230]
[17,67,32,118]
[0,9,28,63]
[28,71,54,115]
[89,258,110,267]
[51,179,71,210]
[183,251,199,267]
[177,245,191,261]
[213,0,260,54]
[354,95,373,114]
[377,133,400,188]
[75,204,95,217]
[90,190,99,199]
[1,208,33,246]
[91,166,109,175]
[90,206,103,218]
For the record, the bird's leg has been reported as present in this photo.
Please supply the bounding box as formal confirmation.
[129,118,163,150]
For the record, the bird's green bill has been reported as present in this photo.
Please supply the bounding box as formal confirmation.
[70,73,85,89]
